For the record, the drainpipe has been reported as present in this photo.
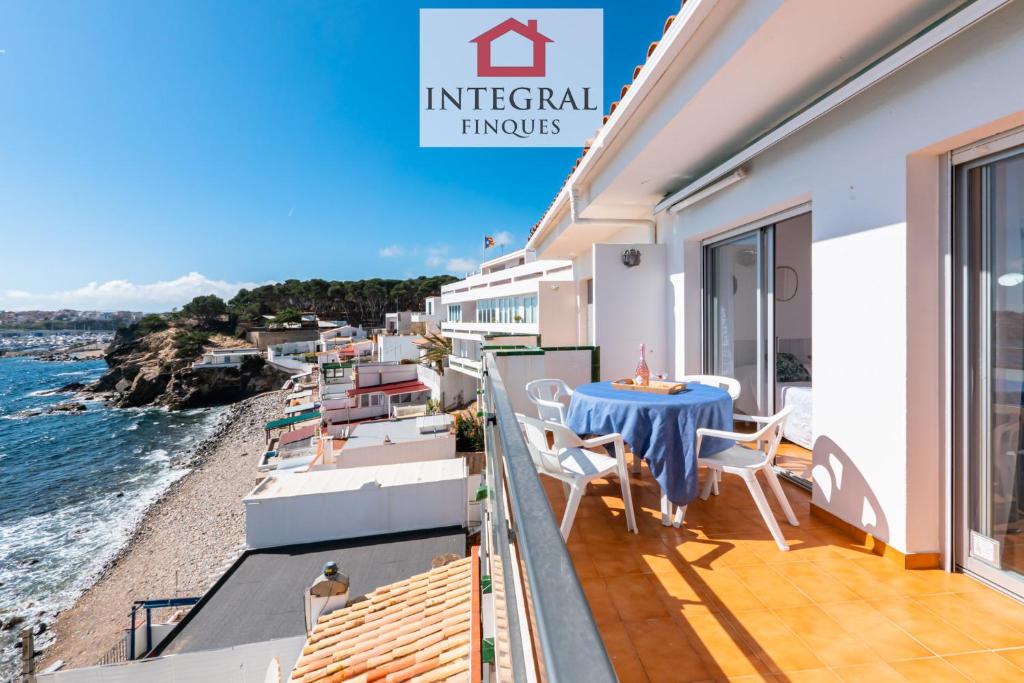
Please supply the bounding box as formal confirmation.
[569,179,656,244]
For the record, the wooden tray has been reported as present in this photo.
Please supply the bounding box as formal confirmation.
[611,379,686,395]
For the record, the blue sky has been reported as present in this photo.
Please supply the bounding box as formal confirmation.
[0,0,679,311]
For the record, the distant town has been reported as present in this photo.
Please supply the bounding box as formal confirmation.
[0,309,143,330]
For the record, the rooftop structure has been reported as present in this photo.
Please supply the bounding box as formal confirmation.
[191,347,262,370]
[152,528,465,658]
[243,460,467,548]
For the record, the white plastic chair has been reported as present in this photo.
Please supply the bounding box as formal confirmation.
[525,378,574,425]
[678,374,741,400]
[675,405,799,550]
[516,413,638,541]
[676,375,742,491]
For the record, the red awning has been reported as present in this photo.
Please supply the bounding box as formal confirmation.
[347,380,430,398]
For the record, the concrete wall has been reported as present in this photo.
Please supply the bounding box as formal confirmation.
[248,328,319,350]
[538,280,579,346]
[493,348,595,416]
[244,464,466,548]
[418,364,478,409]
[664,2,1024,554]
[377,335,421,363]
[336,436,456,469]
[593,243,668,381]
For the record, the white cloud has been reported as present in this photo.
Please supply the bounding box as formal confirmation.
[445,258,477,273]
[425,247,449,268]
[493,231,514,247]
[0,272,273,313]
[378,245,404,258]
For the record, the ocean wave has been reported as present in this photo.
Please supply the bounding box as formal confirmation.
[144,448,170,463]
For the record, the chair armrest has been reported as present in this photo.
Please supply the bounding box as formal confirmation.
[581,433,622,449]
[732,414,774,424]
[696,427,756,443]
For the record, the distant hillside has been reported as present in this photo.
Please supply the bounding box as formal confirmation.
[227,276,458,328]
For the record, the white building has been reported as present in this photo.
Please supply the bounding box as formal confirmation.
[375,333,421,363]
[384,310,412,334]
[191,347,262,369]
[321,415,455,470]
[318,361,431,431]
[410,295,446,334]
[439,248,575,379]
[523,0,1024,593]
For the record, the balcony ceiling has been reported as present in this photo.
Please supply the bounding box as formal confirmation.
[541,0,964,258]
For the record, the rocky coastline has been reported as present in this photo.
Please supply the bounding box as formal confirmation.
[86,327,288,410]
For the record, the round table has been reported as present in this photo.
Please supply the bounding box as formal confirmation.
[565,381,734,524]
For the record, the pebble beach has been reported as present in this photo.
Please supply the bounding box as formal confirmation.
[38,390,284,672]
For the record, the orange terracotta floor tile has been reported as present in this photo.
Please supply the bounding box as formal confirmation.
[550,462,1024,682]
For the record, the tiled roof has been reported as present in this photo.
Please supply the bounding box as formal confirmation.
[526,2,685,243]
[290,555,477,683]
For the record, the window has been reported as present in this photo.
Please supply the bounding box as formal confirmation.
[447,304,462,322]
[370,393,382,407]
[474,295,539,325]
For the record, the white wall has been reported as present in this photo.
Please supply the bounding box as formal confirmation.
[663,2,1024,554]
[244,463,467,548]
[377,336,421,363]
[418,364,478,409]
[336,436,456,469]
[493,349,595,416]
[593,243,668,381]
[538,281,578,346]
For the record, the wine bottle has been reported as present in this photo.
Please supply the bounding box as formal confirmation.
[634,343,650,387]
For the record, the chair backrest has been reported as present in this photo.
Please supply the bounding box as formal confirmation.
[516,413,583,476]
[525,378,574,424]
[679,374,741,401]
[749,404,795,465]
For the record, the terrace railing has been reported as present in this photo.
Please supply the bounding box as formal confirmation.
[479,352,616,682]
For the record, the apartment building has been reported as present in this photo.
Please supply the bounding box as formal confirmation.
[439,248,575,379]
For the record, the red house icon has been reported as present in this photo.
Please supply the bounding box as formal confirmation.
[470,18,553,78]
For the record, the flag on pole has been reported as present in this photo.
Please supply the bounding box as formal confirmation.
[484,235,495,249]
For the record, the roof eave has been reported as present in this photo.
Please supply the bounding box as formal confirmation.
[526,0,719,253]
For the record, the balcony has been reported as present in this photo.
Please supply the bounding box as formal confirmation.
[480,353,1024,682]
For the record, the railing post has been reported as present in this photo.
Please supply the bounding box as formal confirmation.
[129,605,136,660]
[20,627,35,683]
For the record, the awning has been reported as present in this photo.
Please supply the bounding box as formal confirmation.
[347,380,430,398]
[284,401,318,415]
[265,411,321,431]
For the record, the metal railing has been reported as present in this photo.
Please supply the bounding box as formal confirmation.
[480,353,616,682]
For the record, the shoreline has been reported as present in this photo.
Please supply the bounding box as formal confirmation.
[38,390,283,672]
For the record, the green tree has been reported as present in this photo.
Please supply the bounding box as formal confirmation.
[180,295,228,330]
[273,308,302,324]
[173,330,212,359]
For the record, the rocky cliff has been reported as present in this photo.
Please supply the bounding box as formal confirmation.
[88,327,290,409]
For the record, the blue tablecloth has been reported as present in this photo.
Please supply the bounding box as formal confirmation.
[565,382,733,506]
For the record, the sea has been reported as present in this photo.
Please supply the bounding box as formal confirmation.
[0,356,229,678]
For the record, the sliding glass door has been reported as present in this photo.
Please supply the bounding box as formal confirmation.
[704,228,773,417]
[957,137,1024,596]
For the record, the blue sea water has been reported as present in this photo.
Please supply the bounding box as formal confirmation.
[0,357,228,677]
